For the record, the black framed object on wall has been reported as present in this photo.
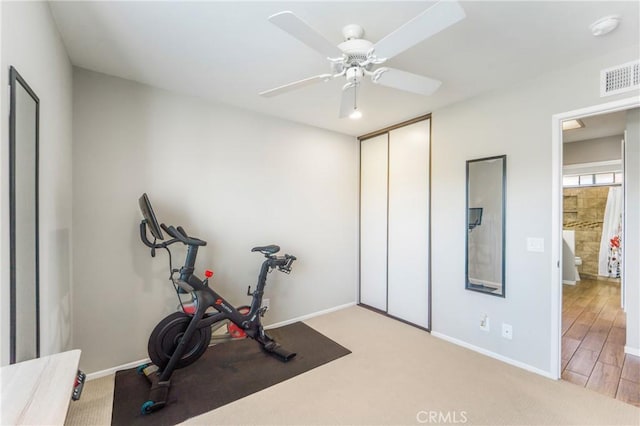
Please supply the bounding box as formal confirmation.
[9,66,40,363]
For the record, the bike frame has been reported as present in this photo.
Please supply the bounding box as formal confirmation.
[136,194,296,414]
[179,243,270,332]
[139,220,293,382]
[182,253,274,339]
[157,256,275,382]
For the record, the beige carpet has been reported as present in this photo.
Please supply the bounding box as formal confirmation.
[65,306,640,425]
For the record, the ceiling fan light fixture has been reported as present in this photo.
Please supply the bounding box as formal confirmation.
[346,67,364,84]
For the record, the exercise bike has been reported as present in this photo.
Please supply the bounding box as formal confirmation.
[137,193,297,414]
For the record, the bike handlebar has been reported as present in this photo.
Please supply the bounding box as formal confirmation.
[160,223,178,239]
[141,220,207,249]
[140,221,161,248]
[142,218,296,277]
[177,226,188,239]
[162,224,207,247]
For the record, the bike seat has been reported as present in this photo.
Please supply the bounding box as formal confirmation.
[251,245,280,255]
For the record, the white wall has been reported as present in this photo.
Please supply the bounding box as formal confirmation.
[430,46,639,374]
[564,135,623,165]
[0,1,73,366]
[72,69,358,373]
[624,108,640,354]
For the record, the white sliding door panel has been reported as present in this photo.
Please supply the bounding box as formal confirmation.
[360,134,388,311]
[387,120,430,328]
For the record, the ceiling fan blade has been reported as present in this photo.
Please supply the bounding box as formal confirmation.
[259,74,333,97]
[339,85,357,118]
[372,0,465,60]
[269,11,344,59]
[373,68,442,96]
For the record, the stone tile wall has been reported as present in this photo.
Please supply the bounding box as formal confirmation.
[563,186,611,277]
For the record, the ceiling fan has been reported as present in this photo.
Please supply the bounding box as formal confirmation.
[259,1,466,119]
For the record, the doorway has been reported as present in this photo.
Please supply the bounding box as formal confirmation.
[552,98,639,407]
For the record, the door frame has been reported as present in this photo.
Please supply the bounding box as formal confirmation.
[357,113,432,331]
[550,96,639,379]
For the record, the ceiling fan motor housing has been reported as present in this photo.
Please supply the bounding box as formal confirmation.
[338,38,374,67]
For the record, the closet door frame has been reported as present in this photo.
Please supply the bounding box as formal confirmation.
[358,113,432,331]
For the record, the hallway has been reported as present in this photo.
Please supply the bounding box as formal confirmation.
[562,278,639,406]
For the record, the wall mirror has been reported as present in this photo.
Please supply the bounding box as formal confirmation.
[9,66,40,363]
[466,155,506,297]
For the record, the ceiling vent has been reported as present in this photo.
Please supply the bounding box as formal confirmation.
[600,60,639,97]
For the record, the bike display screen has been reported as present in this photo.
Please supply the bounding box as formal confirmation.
[139,193,164,240]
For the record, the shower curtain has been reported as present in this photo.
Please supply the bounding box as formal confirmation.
[598,186,623,277]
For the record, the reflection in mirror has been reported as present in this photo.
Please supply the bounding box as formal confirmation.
[9,67,40,363]
[466,155,506,297]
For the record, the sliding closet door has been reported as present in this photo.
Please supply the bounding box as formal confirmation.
[360,134,388,311]
[387,119,430,328]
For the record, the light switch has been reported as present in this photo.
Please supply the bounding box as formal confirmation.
[527,237,544,252]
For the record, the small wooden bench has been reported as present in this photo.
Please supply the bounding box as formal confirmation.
[1,349,81,425]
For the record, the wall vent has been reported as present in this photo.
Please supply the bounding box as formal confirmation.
[600,60,639,97]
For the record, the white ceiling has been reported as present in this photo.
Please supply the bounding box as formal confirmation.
[563,110,629,143]
[49,1,640,137]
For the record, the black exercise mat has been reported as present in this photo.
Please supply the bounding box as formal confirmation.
[111,322,351,426]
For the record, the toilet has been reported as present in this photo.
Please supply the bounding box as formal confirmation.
[574,257,582,281]
[562,230,582,284]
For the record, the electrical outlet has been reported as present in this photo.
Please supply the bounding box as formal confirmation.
[262,298,270,311]
[480,314,490,332]
[502,323,513,340]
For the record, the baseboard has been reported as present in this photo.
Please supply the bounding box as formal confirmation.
[87,357,150,381]
[85,302,356,380]
[431,331,555,380]
[265,302,356,329]
[624,345,640,356]
[562,280,576,285]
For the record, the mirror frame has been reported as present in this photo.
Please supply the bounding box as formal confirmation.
[465,154,506,298]
[9,66,40,363]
